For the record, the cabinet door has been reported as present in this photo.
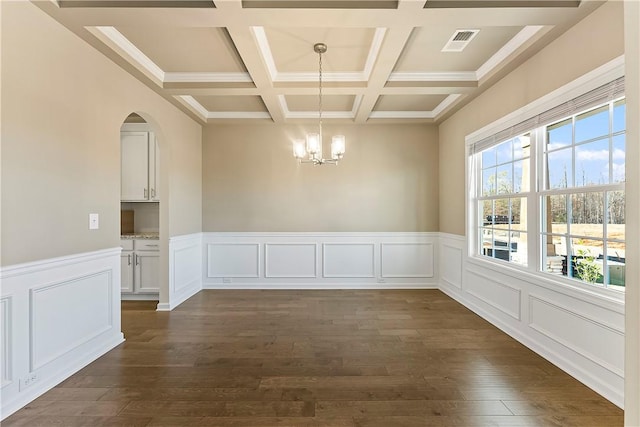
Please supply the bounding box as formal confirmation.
[149,132,160,201]
[121,251,134,293]
[121,131,149,201]
[135,251,160,293]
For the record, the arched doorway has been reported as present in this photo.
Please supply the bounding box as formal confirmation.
[119,113,161,305]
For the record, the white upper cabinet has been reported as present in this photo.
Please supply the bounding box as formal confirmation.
[121,129,159,202]
[150,132,160,202]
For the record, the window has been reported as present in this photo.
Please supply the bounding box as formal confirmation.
[479,135,530,266]
[469,78,625,291]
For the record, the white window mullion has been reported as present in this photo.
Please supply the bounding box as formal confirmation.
[530,127,542,271]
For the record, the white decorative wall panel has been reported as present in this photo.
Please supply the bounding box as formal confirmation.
[163,234,204,311]
[207,243,259,278]
[173,244,200,293]
[529,295,624,376]
[381,243,433,278]
[203,233,437,288]
[438,233,625,408]
[466,269,521,320]
[1,297,12,388]
[322,243,375,278]
[0,248,123,420]
[30,271,113,371]
[441,244,462,288]
[265,244,317,278]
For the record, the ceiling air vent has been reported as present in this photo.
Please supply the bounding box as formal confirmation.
[442,29,479,52]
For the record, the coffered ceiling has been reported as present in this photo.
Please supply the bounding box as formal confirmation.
[34,0,603,124]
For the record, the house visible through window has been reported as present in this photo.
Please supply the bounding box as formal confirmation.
[470,78,625,292]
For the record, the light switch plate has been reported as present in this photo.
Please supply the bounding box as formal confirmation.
[89,213,99,230]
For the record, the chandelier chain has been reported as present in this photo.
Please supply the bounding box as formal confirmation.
[318,48,323,136]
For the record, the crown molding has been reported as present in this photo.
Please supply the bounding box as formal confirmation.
[164,72,253,83]
[388,71,477,82]
[252,26,279,81]
[275,72,366,82]
[178,95,209,120]
[363,28,387,80]
[432,93,462,116]
[278,95,358,120]
[92,26,165,83]
[207,112,272,119]
[178,96,271,120]
[351,95,364,117]
[475,25,545,81]
[285,111,355,119]
[369,111,436,119]
[368,93,461,120]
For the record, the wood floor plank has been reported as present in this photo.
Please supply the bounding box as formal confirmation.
[3,289,623,426]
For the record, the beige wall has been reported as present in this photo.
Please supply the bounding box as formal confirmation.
[438,1,625,236]
[203,124,439,232]
[624,1,640,424]
[1,2,202,266]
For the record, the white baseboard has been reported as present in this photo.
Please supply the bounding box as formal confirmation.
[121,293,159,301]
[0,248,124,420]
[203,282,438,290]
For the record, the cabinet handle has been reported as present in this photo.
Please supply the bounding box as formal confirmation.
[151,188,155,198]
[127,254,131,265]
[144,188,148,199]
[135,254,139,265]
[146,244,159,247]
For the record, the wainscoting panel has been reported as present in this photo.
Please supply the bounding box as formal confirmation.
[438,233,625,408]
[0,248,123,420]
[1,297,12,389]
[30,271,113,371]
[529,294,624,377]
[441,243,463,289]
[164,233,203,311]
[265,244,317,278]
[322,243,375,278]
[381,243,434,278]
[466,268,521,321]
[207,243,260,278]
[203,233,438,288]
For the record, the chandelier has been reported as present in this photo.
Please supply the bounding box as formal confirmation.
[292,43,346,165]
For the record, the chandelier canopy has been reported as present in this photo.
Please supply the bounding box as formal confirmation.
[292,43,345,165]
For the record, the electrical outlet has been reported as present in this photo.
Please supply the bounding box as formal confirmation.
[223,277,232,283]
[377,278,385,283]
[19,373,38,391]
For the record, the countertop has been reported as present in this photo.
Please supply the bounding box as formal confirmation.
[121,233,159,240]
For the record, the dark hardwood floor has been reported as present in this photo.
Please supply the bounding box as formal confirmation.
[4,290,623,426]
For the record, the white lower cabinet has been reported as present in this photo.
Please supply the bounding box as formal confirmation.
[121,251,134,293]
[135,251,160,293]
[121,239,159,297]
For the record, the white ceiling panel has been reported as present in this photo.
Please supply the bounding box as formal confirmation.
[116,26,246,72]
[263,27,376,73]
[394,26,523,73]
[285,95,356,112]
